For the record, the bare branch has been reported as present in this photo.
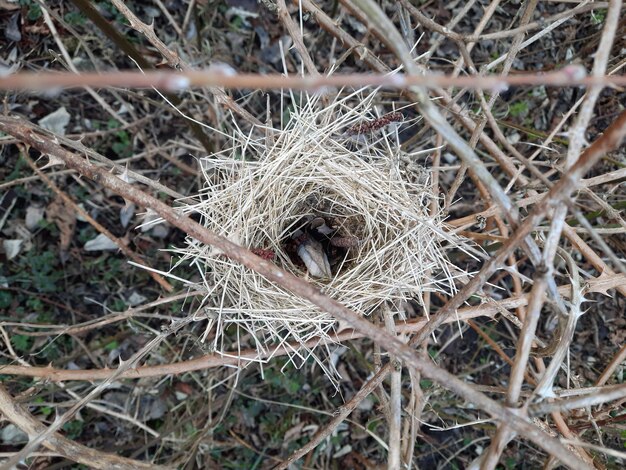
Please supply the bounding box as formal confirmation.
[0,68,622,92]
[0,385,166,470]
[276,0,319,75]
[2,271,624,382]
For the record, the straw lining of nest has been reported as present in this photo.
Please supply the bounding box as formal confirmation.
[168,90,474,377]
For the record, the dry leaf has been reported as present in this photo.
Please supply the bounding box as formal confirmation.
[25,205,45,231]
[2,239,23,260]
[46,197,76,252]
[297,238,332,279]
[38,107,70,135]
[84,233,118,252]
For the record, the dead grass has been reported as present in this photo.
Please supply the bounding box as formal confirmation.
[162,89,475,381]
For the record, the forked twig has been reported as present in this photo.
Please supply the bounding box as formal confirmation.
[277,0,319,75]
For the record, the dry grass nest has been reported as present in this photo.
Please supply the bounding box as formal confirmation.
[170,90,475,377]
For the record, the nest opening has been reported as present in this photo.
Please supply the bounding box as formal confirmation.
[280,192,366,278]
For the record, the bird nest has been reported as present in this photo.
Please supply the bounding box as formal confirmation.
[169,90,472,377]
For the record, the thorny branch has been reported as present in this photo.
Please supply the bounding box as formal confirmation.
[2,271,624,382]
[4,113,623,468]
[0,385,167,470]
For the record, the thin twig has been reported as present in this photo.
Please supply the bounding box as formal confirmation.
[596,344,626,387]
[67,0,217,153]
[529,385,626,416]
[348,0,569,325]
[273,361,391,469]
[277,0,319,75]
[2,271,623,382]
[0,316,192,468]
[383,306,402,469]
[533,249,585,398]
[0,385,166,470]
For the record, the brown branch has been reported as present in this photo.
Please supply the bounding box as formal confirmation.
[508,268,549,405]
[277,0,319,75]
[301,0,388,71]
[1,317,192,467]
[0,69,622,92]
[397,0,463,42]
[0,302,494,381]
[596,344,626,387]
[385,108,626,440]
[472,76,626,283]
[109,0,184,69]
[347,0,570,328]
[0,385,165,470]
[467,319,537,386]
[3,273,623,382]
[490,0,624,464]
[550,412,597,467]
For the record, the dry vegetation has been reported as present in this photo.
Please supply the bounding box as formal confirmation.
[0,0,625,469]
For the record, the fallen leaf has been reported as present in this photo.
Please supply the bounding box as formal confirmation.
[5,12,20,42]
[38,106,70,135]
[84,233,118,252]
[2,239,23,259]
[126,291,147,306]
[46,197,76,252]
[120,202,135,228]
[25,205,45,231]
[0,424,28,445]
